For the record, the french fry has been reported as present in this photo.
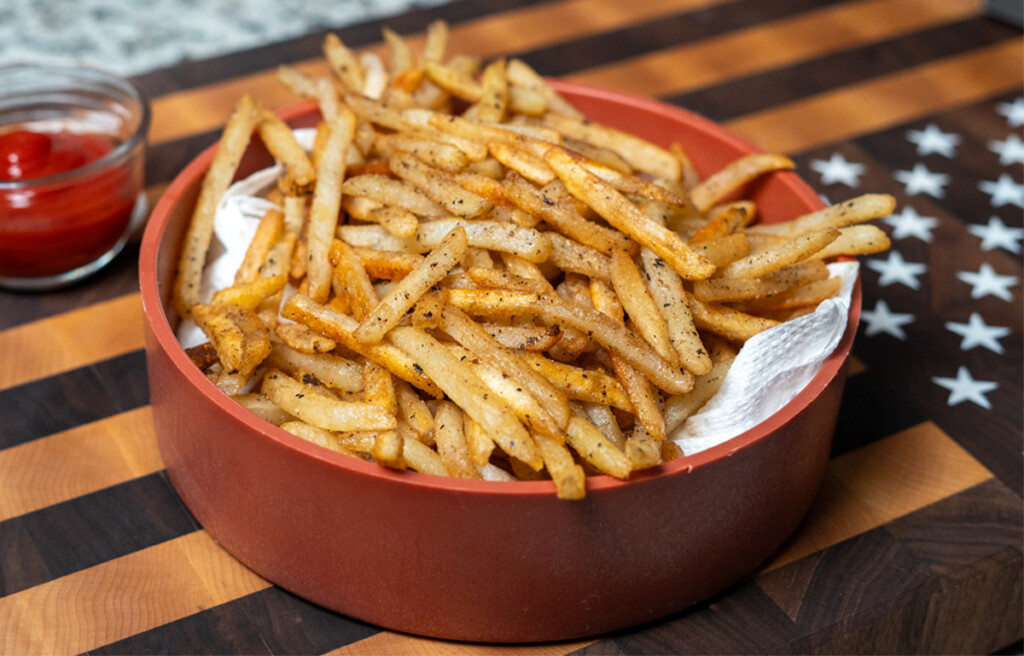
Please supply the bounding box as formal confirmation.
[354,226,468,344]
[544,147,715,281]
[535,433,586,500]
[262,368,396,432]
[566,414,632,479]
[463,415,495,467]
[235,209,284,284]
[433,401,481,479]
[663,338,738,433]
[342,174,446,217]
[265,341,363,392]
[482,323,563,351]
[324,33,365,91]
[307,107,356,303]
[283,294,443,397]
[174,94,260,317]
[688,296,779,343]
[192,302,272,378]
[274,322,337,354]
[329,239,379,321]
[441,303,571,430]
[639,248,711,376]
[389,151,492,218]
[388,326,543,470]
[353,247,424,281]
[234,392,296,426]
[807,224,891,260]
[211,275,288,311]
[539,111,680,180]
[609,249,677,365]
[516,351,633,412]
[280,421,359,457]
[257,109,316,194]
[689,153,795,213]
[395,378,434,442]
[718,228,839,279]
[746,193,896,237]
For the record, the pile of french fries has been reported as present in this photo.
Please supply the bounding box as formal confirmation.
[173,21,894,499]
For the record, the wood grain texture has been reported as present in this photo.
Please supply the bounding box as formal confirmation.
[0,531,270,654]
[726,39,1024,154]
[0,407,162,521]
[0,294,144,391]
[566,0,980,100]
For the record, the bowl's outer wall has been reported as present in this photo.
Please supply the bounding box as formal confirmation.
[141,86,853,642]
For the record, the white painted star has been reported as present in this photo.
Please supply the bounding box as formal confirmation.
[894,163,950,198]
[866,251,928,290]
[883,205,938,242]
[989,133,1024,166]
[860,299,914,339]
[956,263,1019,301]
[996,97,1024,127]
[932,366,998,409]
[945,312,1010,354]
[967,216,1023,254]
[906,123,960,158]
[809,152,865,187]
[978,174,1024,209]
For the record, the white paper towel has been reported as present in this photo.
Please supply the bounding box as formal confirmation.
[672,260,857,455]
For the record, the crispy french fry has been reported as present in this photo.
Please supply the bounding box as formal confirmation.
[174,95,260,316]
[610,249,677,366]
[689,153,795,213]
[718,228,839,279]
[545,147,715,281]
[354,226,468,344]
[639,248,711,376]
[566,415,632,479]
[266,341,363,392]
[747,193,897,237]
[388,326,543,469]
[433,401,481,478]
[262,368,396,432]
[192,302,271,378]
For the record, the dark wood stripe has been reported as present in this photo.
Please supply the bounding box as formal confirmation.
[573,479,1021,654]
[664,16,1019,122]
[0,242,141,332]
[511,0,846,78]
[830,369,926,457]
[0,472,197,597]
[0,350,149,449]
[129,0,553,99]
[790,93,1022,495]
[89,586,381,655]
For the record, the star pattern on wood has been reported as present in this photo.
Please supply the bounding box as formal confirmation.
[977,174,1024,209]
[883,205,938,242]
[860,299,914,339]
[905,123,960,158]
[894,163,950,198]
[995,97,1024,127]
[866,251,928,290]
[932,366,999,409]
[988,133,1024,166]
[967,216,1023,254]
[809,152,865,187]
[955,263,1019,302]
[945,312,1010,354]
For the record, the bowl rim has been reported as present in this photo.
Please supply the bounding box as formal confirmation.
[0,60,151,190]
[139,81,857,499]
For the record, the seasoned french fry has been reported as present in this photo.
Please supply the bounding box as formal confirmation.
[388,326,543,470]
[718,228,839,279]
[174,95,260,316]
[433,401,481,478]
[610,249,676,365]
[545,147,714,282]
[639,249,711,376]
[746,193,896,237]
[192,302,271,378]
[566,415,632,479]
[689,153,795,213]
[262,368,396,432]
[354,226,468,344]
[266,341,363,392]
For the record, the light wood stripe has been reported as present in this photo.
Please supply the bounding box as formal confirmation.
[0,294,145,392]
[0,530,270,655]
[762,420,993,572]
[145,0,732,146]
[726,38,1024,154]
[567,0,980,101]
[0,407,163,522]
[327,634,593,656]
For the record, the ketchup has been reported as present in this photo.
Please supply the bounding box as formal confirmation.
[0,128,139,279]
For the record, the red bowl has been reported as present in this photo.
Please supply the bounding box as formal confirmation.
[139,82,858,643]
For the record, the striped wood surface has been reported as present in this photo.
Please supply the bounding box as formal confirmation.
[1,0,1021,653]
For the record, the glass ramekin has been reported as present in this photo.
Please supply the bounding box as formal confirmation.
[0,61,150,291]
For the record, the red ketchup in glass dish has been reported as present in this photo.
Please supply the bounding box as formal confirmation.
[0,127,138,280]
[0,61,149,291]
